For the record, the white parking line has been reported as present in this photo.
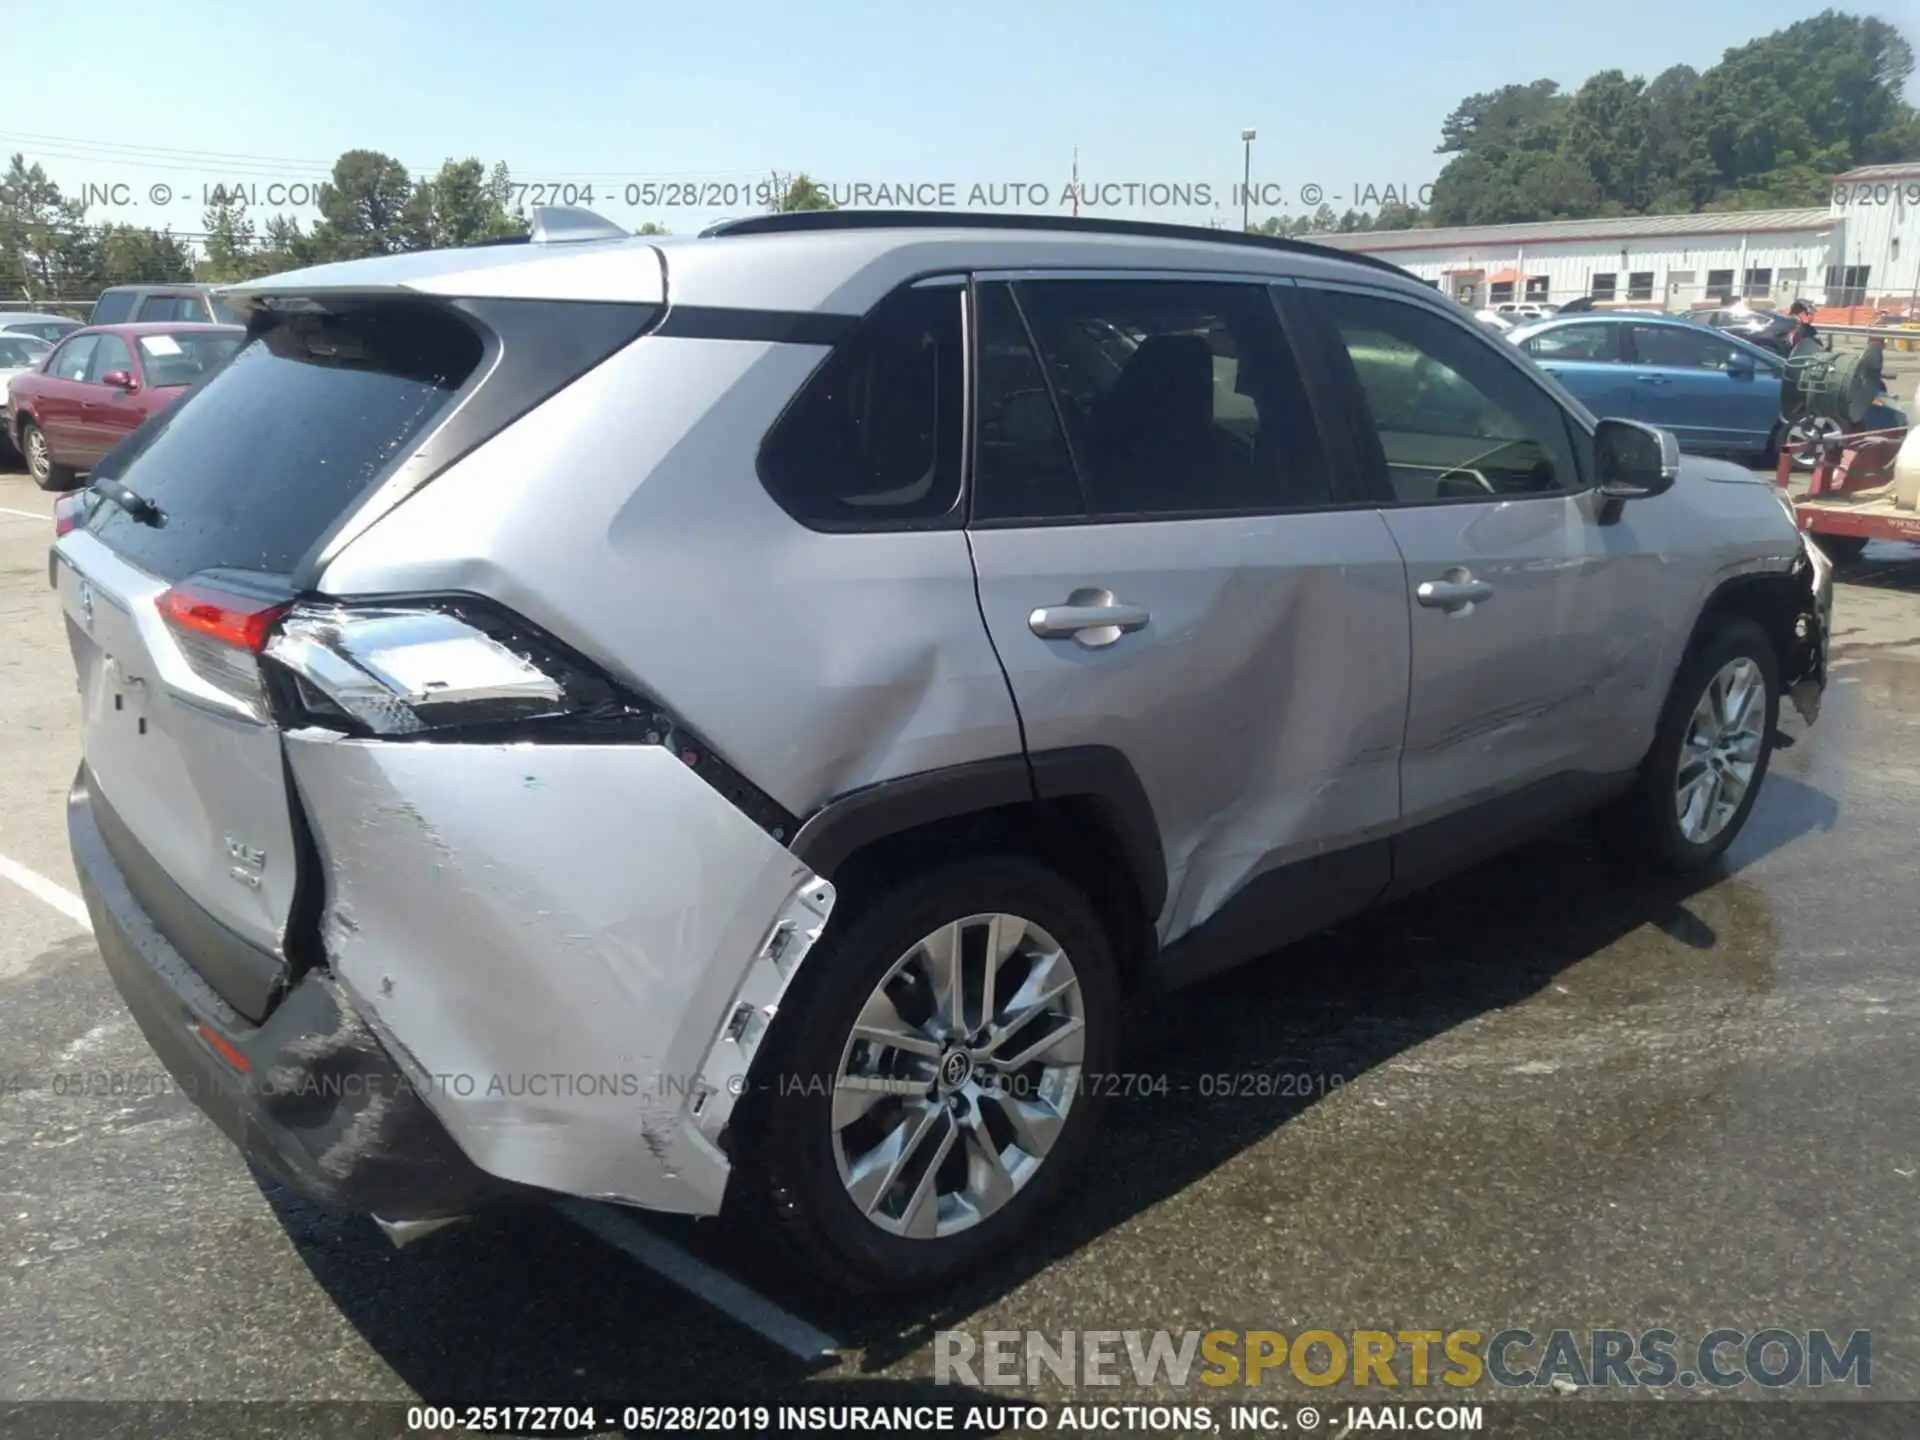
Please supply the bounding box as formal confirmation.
[0,505,50,521]
[0,854,91,931]
[556,1199,841,1363]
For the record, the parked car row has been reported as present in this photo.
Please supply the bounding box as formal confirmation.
[8,323,245,489]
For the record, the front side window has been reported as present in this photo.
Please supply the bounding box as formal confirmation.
[757,284,963,529]
[1004,278,1329,518]
[87,334,133,384]
[1314,288,1581,504]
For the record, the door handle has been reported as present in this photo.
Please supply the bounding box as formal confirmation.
[1415,570,1495,613]
[1636,375,1672,385]
[1028,588,1150,647]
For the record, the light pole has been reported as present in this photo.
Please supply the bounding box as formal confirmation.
[1241,129,1257,232]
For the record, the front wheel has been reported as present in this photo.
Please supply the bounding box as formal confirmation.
[733,855,1121,1292]
[1600,616,1779,873]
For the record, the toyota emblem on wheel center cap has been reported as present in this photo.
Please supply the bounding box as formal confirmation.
[940,1050,973,1090]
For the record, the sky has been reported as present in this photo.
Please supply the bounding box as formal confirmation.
[5,0,1917,238]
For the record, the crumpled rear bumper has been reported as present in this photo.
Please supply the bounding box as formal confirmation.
[70,765,517,1221]
[283,732,834,1216]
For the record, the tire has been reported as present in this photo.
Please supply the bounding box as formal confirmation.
[1813,533,1869,565]
[731,855,1121,1293]
[1785,415,1841,470]
[1599,615,1779,874]
[19,420,77,492]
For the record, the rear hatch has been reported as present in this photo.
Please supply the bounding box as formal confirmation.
[55,254,664,1023]
[55,303,490,1020]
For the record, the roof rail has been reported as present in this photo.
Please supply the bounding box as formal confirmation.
[529,205,632,245]
[699,209,1410,277]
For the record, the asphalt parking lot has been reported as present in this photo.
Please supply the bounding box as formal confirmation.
[3,460,1920,1431]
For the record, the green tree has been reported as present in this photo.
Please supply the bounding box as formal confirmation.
[199,191,257,282]
[0,153,91,302]
[98,224,193,285]
[311,149,415,260]
[405,157,528,248]
[635,221,669,235]
[768,172,836,212]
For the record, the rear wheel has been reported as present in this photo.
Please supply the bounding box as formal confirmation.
[1600,616,1779,873]
[20,421,77,491]
[734,855,1120,1292]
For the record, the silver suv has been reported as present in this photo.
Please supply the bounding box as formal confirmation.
[52,208,1832,1293]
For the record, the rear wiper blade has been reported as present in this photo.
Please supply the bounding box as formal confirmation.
[91,477,165,527]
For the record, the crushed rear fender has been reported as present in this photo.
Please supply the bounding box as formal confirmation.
[284,732,833,1214]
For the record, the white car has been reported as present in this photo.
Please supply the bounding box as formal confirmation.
[0,332,50,451]
[1475,308,1515,332]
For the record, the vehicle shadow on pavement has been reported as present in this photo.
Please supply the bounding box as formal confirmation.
[263,774,1837,1401]
[1832,549,1920,592]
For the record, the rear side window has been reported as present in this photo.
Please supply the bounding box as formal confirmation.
[85,303,485,581]
[758,285,964,529]
[135,296,204,323]
[1002,278,1331,518]
[91,291,136,324]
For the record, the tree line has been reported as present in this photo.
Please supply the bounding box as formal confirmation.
[1260,9,1919,236]
[0,152,836,304]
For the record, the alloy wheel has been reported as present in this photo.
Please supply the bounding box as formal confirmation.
[1674,657,1767,844]
[832,912,1085,1239]
[23,426,48,483]
[1786,415,1841,470]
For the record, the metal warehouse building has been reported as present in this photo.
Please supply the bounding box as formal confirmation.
[1316,162,1920,314]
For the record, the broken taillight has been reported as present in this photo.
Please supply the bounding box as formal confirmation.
[264,604,575,736]
[158,581,292,653]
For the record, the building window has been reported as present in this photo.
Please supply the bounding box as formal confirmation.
[1825,265,1871,306]
[1743,268,1772,299]
[1490,280,1515,304]
[1706,269,1735,301]
[1590,273,1617,301]
[1524,276,1550,301]
[1627,271,1655,301]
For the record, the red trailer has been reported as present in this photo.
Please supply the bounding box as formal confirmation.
[1774,424,1920,563]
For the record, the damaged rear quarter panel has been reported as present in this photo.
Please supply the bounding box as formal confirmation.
[285,731,822,1213]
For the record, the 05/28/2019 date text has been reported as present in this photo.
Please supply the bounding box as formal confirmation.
[510,182,780,209]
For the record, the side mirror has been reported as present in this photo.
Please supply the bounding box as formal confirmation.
[100,370,136,391]
[1725,352,1755,379]
[1594,417,1680,500]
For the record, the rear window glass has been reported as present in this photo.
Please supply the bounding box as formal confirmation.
[91,291,136,324]
[85,304,484,581]
[138,330,244,387]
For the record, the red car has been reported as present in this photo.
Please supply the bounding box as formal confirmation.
[9,322,245,491]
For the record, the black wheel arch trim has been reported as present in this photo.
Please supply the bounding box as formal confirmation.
[789,745,1168,922]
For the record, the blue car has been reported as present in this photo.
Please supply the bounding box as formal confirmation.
[1505,312,1904,467]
